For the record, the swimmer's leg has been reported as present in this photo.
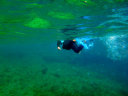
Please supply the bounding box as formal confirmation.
[71,43,83,53]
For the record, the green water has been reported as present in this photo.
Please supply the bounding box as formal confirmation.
[0,0,128,96]
[0,0,128,43]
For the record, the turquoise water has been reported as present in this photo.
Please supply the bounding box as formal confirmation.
[0,0,128,96]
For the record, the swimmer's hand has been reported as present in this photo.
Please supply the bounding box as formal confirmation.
[73,39,76,42]
[57,47,61,50]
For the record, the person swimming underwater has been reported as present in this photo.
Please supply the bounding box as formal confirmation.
[57,38,94,53]
[57,39,84,53]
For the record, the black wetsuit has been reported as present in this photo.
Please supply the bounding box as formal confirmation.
[57,40,83,53]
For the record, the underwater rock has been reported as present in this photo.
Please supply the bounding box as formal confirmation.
[48,11,75,19]
[24,17,51,28]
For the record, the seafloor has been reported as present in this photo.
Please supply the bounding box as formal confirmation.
[0,45,128,96]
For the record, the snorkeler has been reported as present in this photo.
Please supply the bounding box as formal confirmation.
[57,39,84,53]
[57,38,94,53]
